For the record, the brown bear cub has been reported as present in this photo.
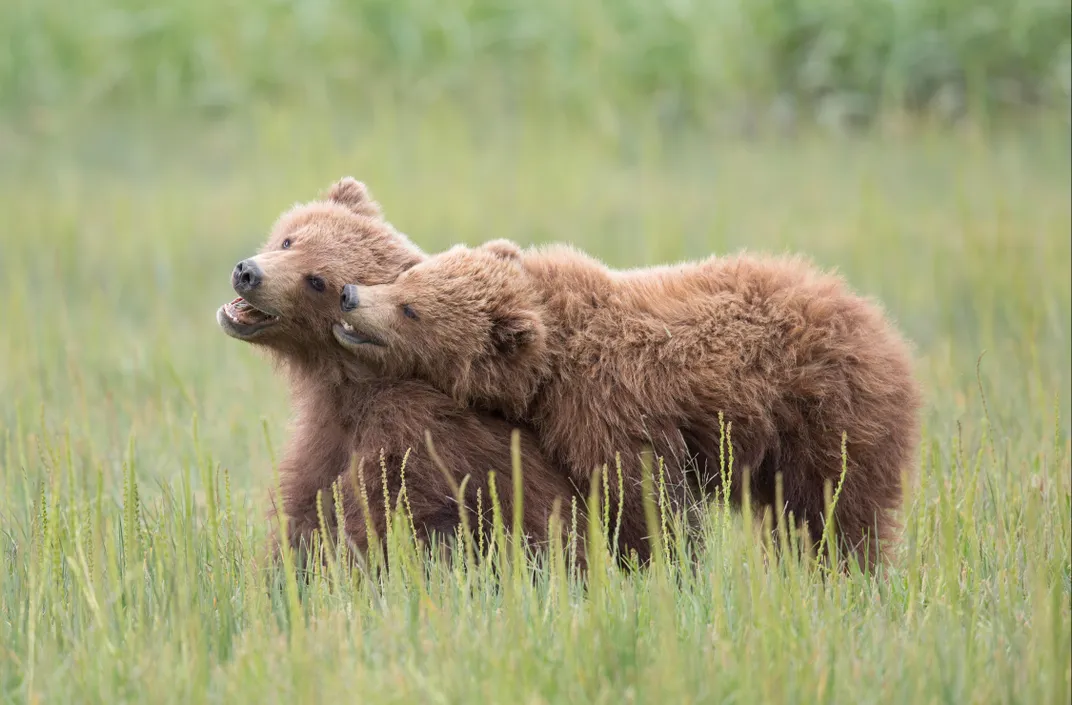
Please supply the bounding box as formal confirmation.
[217,181,583,568]
[334,239,922,571]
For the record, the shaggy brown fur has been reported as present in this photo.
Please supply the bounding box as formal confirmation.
[217,180,582,565]
[335,239,922,571]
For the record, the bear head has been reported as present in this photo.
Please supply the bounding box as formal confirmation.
[333,239,550,417]
[217,177,425,372]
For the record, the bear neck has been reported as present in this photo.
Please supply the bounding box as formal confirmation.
[278,345,387,420]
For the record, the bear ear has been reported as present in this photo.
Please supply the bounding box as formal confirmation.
[327,177,383,219]
[490,309,543,357]
[480,239,522,261]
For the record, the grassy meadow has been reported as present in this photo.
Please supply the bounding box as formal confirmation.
[1,1,1071,702]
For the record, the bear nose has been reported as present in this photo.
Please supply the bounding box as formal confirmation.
[340,284,359,312]
[232,259,263,293]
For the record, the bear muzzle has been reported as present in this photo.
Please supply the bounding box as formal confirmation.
[232,258,263,293]
[340,283,360,312]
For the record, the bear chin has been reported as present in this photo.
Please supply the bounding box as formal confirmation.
[332,321,387,349]
[217,297,279,339]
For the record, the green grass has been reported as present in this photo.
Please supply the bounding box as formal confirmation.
[1,106,1070,703]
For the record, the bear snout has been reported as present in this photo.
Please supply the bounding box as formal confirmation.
[340,284,360,312]
[232,259,263,293]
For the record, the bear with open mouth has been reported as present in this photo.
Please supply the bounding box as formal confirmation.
[217,179,586,567]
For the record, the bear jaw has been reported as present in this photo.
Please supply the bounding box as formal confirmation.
[332,321,387,349]
[217,297,280,340]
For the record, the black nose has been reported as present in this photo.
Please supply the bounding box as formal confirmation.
[232,259,262,293]
[340,284,359,312]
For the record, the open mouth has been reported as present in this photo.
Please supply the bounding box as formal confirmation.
[333,321,386,348]
[217,297,279,338]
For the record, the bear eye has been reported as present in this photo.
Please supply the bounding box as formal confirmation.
[402,304,419,320]
[306,275,326,292]
[282,238,292,249]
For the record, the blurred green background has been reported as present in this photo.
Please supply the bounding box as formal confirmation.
[2,0,1070,127]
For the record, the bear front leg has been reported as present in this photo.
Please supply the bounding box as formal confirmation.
[338,431,584,571]
[560,428,690,567]
[269,414,354,564]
